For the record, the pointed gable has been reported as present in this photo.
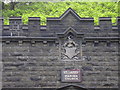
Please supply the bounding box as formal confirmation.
[47,8,94,33]
[47,8,93,21]
[57,27,84,38]
[59,8,81,20]
[57,84,87,90]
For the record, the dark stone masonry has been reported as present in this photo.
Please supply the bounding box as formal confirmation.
[1,8,120,90]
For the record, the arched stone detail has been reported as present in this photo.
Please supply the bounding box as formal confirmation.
[57,27,84,61]
[56,85,87,90]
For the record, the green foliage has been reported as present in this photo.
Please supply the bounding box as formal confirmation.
[2,2,118,25]
[118,1,120,16]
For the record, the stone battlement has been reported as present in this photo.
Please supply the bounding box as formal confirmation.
[1,8,120,90]
[1,8,120,38]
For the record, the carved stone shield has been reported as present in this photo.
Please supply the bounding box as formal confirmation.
[61,36,80,60]
[64,47,77,59]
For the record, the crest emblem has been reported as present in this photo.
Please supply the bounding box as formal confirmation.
[61,36,80,60]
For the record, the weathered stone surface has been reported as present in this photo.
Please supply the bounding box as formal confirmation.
[4,77,21,82]
[4,62,24,67]
[82,66,93,71]
[1,8,119,89]
[11,52,23,56]
[30,76,42,81]
[17,56,28,61]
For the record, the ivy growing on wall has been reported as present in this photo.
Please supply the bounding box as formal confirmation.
[2,2,118,25]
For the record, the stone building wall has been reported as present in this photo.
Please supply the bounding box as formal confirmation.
[1,8,120,90]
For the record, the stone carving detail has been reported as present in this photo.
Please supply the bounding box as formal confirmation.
[61,36,80,60]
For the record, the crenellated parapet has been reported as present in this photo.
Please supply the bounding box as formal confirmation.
[1,8,119,40]
[1,8,120,89]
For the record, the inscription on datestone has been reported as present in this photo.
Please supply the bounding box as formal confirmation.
[61,69,82,82]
